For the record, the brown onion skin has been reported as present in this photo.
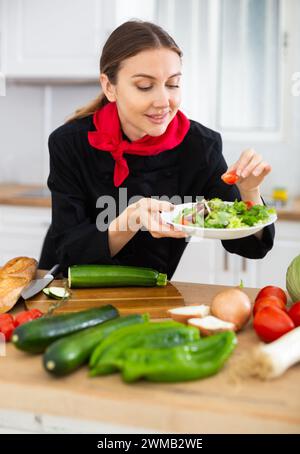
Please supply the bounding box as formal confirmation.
[211,288,251,331]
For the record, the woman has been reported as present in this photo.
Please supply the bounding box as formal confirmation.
[39,20,275,278]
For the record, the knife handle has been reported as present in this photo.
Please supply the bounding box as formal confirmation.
[44,264,61,279]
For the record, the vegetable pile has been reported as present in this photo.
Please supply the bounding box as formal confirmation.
[173,198,275,229]
[230,282,300,381]
[10,304,237,383]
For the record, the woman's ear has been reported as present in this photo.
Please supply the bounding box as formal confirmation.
[100,73,116,102]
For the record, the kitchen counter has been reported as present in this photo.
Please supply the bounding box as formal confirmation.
[0,184,51,208]
[0,184,300,221]
[0,272,299,434]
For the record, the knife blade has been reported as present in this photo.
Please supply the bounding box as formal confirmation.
[21,264,61,300]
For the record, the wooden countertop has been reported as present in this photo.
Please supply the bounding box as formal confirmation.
[0,184,300,221]
[0,184,51,208]
[0,274,299,434]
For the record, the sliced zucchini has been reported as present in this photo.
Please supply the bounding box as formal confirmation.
[43,286,70,300]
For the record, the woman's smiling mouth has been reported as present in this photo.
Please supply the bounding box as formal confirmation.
[145,112,170,124]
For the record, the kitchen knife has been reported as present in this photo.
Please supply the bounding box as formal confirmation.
[21,264,61,300]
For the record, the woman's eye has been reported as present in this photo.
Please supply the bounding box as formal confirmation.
[137,85,180,91]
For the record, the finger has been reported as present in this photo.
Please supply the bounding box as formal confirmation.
[235,148,257,176]
[141,211,185,237]
[240,154,263,178]
[147,198,175,212]
[252,162,272,177]
[140,211,165,233]
[152,214,189,238]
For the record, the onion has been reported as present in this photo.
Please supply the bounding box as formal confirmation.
[211,288,251,331]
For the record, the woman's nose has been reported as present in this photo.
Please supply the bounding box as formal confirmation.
[152,87,170,108]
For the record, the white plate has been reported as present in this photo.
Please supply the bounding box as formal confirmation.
[160,202,277,240]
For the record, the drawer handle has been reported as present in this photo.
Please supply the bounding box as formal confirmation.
[242,257,247,272]
[224,250,229,271]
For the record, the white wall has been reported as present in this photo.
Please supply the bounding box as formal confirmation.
[221,0,300,198]
[0,0,299,198]
[0,82,100,184]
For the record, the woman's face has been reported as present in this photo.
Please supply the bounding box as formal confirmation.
[100,48,182,141]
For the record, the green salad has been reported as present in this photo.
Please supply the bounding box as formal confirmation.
[172,198,276,229]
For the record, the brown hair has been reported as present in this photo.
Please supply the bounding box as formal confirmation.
[65,20,182,123]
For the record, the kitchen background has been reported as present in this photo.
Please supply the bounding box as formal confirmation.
[0,0,299,288]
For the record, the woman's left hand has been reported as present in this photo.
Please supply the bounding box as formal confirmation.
[224,148,272,193]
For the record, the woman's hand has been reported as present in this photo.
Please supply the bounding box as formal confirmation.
[129,197,188,239]
[224,148,272,194]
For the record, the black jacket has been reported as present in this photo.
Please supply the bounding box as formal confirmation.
[38,115,275,278]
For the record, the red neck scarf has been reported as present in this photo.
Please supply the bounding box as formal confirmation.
[88,101,190,187]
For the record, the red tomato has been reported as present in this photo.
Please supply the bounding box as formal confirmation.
[255,286,287,306]
[288,302,300,327]
[14,309,43,327]
[253,306,295,342]
[245,201,255,209]
[221,171,239,185]
[29,309,43,319]
[253,296,286,316]
[0,314,15,325]
[0,321,15,341]
[181,217,190,225]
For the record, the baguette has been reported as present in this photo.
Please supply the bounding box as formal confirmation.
[0,257,38,313]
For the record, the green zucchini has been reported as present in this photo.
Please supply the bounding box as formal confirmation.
[43,313,149,376]
[68,265,167,288]
[12,305,118,354]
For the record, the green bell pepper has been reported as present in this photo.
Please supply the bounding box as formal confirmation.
[121,331,237,383]
[89,321,200,376]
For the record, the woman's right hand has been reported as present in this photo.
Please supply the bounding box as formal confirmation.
[129,197,189,239]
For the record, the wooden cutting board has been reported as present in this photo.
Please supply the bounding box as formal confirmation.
[25,279,184,318]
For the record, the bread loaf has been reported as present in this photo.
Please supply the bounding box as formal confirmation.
[0,257,38,313]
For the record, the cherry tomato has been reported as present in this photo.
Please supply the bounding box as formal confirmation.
[0,321,15,341]
[288,302,300,327]
[255,286,287,306]
[221,171,239,185]
[181,217,190,225]
[253,296,286,316]
[245,201,255,209]
[253,306,295,342]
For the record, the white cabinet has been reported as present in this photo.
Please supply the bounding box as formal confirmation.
[1,0,115,79]
[171,237,216,284]
[171,221,300,289]
[0,205,51,264]
[255,221,300,289]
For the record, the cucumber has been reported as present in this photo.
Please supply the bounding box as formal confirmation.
[12,305,118,353]
[43,286,70,299]
[68,265,167,288]
[43,313,149,376]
